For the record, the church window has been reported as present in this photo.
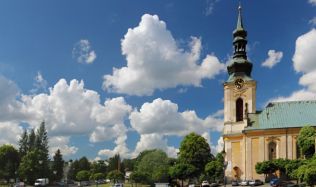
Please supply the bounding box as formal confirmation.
[236,98,243,122]
[268,142,277,160]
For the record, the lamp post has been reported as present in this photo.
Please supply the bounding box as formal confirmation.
[53,170,57,184]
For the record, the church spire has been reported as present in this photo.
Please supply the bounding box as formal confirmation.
[227,3,252,80]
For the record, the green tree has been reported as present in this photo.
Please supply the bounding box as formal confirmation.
[0,145,20,181]
[297,126,315,158]
[28,129,36,151]
[78,157,91,171]
[285,159,304,181]
[135,149,170,183]
[205,153,224,183]
[35,122,50,179]
[130,171,149,185]
[68,160,80,180]
[122,158,135,171]
[107,154,123,173]
[90,160,107,176]
[18,149,46,184]
[76,170,90,182]
[91,172,105,180]
[293,156,316,186]
[107,170,124,183]
[52,149,64,182]
[255,160,277,181]
[169,163,196,187]
[178,133,213,177]
[18,129,28,158]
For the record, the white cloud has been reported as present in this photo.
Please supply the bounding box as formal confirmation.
[292,29,316,96]
[309,0,316,6]
[22,79,131,138]
[205,0,220,16]
[268,89,316,103]
[309,17,316,26]
[103,14,225,96]
[49,136,78,157]
[129,98,223,158]
[72,40,97,64]
[130,98,223,136]
[261,50,283,68]
[210,137,224,155]
[0,122,23,146]
[98,133,130,158]
[30,71,48,94]
[131,133,178,158]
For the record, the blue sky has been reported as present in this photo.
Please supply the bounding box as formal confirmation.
[0,0,316,160]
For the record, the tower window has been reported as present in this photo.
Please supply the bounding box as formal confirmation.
[236,98,243,122]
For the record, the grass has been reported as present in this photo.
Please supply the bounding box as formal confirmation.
[97,183,150,187]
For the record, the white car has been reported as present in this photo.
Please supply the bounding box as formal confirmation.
[201,181,210,187]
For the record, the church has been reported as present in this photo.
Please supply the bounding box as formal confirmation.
[222,5,316,181]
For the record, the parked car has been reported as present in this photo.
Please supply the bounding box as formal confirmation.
[201,181,210,187]
[232,180,239,186]
[249,179,263,186]
[113,183,123,187]
[270,179,280,187]
[210,183,219,187]
[240,180,249,186]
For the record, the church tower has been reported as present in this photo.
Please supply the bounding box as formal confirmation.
[223,4,257,180]
[223,4,256,134]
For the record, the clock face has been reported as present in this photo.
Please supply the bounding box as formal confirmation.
[235,78,244,89]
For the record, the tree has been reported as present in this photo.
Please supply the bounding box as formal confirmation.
[107,154,123,173]
[135,149,170,183]
[169,163,196,187]
[0,145,20,181]
[285,159,304,182]
[35,122,50,179]
[76,170,90,182]
[68,160,80,180]
[178,133,213,177]
[130,171,149,185]
[255,161,277,181]
[78,157,91,171]
[18,149,46,184]
[293,156,316,186]
[205,153,224,183]
[52,149,64,182]
[107,170,124,183]
[28,129,36,151]
[297,126,315,158]
[90,160,107,176]
[18,129,28,158]
[91,173,105,180]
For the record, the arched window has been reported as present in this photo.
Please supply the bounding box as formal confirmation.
[236,98,243,122]
[268,142,277,160]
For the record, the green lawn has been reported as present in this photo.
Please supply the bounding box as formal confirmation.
[98,183,150,187]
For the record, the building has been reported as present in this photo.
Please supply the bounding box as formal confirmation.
[222,5,316,181]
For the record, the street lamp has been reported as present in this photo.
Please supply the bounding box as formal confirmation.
[53,170,57,184]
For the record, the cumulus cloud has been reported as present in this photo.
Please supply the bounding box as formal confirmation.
[211,137,224,154]
[130,98,223,136]
[22,79,131,137]
[309,17,316,26]
[49,136,78,157]
[261,50,283,68]
[293,29,316,92]
[131,133,178,158]
[72,40,97,64]
[98,133,130,158]
[268,89,316,103]
[128,98,223,158]
[103,14,225,96]
[0,122,23,146]
[0,77,132,157]
[309,0,316,6]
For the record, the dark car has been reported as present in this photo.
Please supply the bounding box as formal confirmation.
[270,179,280,187]
[232,180,239,186]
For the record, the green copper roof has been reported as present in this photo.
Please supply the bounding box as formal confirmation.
[227,72,253,83]
[246,101,316,130]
